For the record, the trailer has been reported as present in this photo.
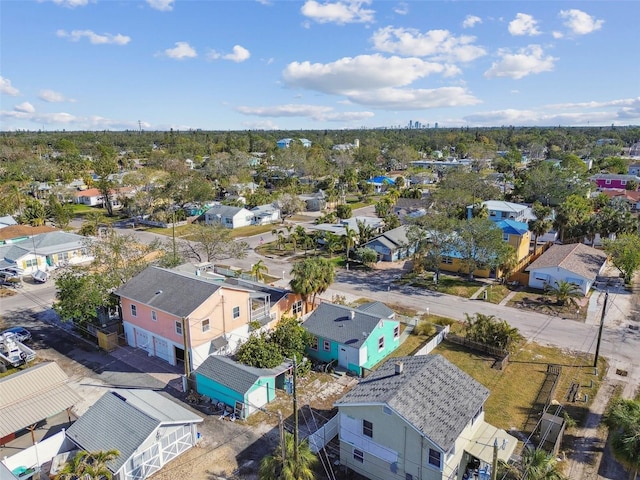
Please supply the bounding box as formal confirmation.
[0,332,36,370]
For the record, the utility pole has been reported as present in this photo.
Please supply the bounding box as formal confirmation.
[278,410,285,462]
[293,354,299,465]
[172,210,177,262]
[182,317,191,378]
[491,439,498,480]
[593,291,608,368]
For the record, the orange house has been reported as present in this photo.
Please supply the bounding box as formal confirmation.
[115,266,306,372]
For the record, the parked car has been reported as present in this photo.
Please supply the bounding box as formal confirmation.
[1,327,32,343]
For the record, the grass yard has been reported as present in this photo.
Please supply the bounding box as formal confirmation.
[403,272,484,298]
[485,283,512,304]
[433,340,607,432]
[507,289,589,321]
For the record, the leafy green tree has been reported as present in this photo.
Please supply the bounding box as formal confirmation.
[290,257,335,306]
[356,218,375,245]
[604,233,640,284]
[500,448,566,480]
[453,217,511,280]
[528,202,553,253]
[383,213,401,231]
[54,271,117,325]
[342,225,358,260]
[336,203,352,220]
[93,145,119,216]
[324,232,342,258]
[259,432,318,480]
[236,332,283,368]
[544,280,582,306]
[78,211,107,237]
[181,224,248,263]
[19,199,47,226]
[408,214,454,278]
[553,194,592,242]
[464,313,522,352]
[270,316,312,360]
[356,247,378,268]
[625,179,638,191]
[603,398,640,480]
[375,197,393,218]
[0,182,28,216]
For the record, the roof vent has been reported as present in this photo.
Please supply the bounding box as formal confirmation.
[351,310,355,320]
[155,290,163,295]
[395,362,404,375]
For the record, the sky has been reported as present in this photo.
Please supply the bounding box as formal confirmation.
[0,0,639,132]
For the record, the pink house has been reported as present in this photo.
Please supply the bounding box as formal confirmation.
[115,266,307,372]
[590,173,640,190]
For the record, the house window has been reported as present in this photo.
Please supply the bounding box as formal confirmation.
[233,306,240,319]
[25,258,38,268]
[353,448,364,463]
[621,180,627,186]
[151,310,157,322]
[292,300,303,315]
[503,233,509,241]
[59,251,70,261]
[605,179,611,185]
[131,305,137,317]
[489,211,497,217]
[175,321,183,336]
[442,256,453,265]
[363,420,373,438]
[323,340,331,351]
[378,336,385,351]
[310,336,318,350]
[202,319,210,332]
[428,449,442,468]
[406,474,414,480]
[393,325,400,339]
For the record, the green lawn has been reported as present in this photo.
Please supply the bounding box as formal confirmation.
[401,272,484,298]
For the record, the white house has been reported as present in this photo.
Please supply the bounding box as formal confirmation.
[204,205,254,229]
[525,243,608,295]
[251,203,281,225]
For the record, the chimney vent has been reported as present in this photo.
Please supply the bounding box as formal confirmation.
[351,310,355,320]
[395,362,404,375]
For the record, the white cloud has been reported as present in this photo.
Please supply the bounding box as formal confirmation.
[370,26,486,63]
[242,120,280,129]
[462,15,482,29]
[345,86,481,110]
[14,102,35,113]
[0,77,20,96]
[146,0,174,11]
[508,13,541,36]
[394,2,408,15]
[209,46,251,62]
[300,0,375,25]
[552,31,563,39]
[283,54,459,95]
[48,0,90,7]
[559,9,604,35]
[162,42,197,59]
[236,103,374,122]
[484,45,556,79]
[56,29,131,45]
[0,108,149,130]
[38,89,74,103]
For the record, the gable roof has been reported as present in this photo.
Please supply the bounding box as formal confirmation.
[205,204,251,218]
[365,225,411,250]
[481,200,528,213]
[115,266,221,317]
[195,355,289,395]
[67,389,202,473]
[357,301,395,319]
[335,355,489,451]
[525,243,608,280]
[0,362,82,438]
[303,302,392,348]
[0,224,57,242]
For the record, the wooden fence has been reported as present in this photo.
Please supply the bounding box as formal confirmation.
[446,334,510,370]
[506,241,553,284]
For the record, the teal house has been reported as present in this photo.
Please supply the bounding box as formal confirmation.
[194,355,290,419]
[302,302,400,377]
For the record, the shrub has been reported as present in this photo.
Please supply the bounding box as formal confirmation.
[413,321,436,337]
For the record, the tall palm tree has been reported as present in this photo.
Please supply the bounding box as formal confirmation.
[259,432,318,480]
[290,257,335,307]
[356,219,375,245]
[251,260,268,282]
[529,202,553,254]
[603,398,640,480]
[324,233,341,258]
[343,225,357,261]
[544,280,582,307]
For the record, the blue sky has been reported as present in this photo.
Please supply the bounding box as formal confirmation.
[1,0,638,131]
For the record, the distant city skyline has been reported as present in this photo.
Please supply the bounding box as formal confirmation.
[1,1,638,132]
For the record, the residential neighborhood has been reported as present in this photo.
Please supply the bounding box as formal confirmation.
[1,127,640,480]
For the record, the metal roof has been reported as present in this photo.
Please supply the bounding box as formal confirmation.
[195,355,289,395]
[0,362,82,438]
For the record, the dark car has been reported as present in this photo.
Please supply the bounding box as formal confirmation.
[2,327,32,343]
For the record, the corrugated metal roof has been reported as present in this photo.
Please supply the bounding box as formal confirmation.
[0,362,81,437]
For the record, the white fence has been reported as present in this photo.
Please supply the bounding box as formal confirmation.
[1,430,75,473]
[308,414,340,453]
[414,325,450,356]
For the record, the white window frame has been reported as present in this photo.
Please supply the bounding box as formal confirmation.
[292,300,303,315]
[233,306,240,319]
[131,304,137,317]
[428,449,442,469]
[202,318,210,332]
[393,325,400,339]
[363,419,373,438]
[323,339,331,351]
[175,321,183,336]
[442,256,453,265]
[378,336,385,351]
[353,448,364,463]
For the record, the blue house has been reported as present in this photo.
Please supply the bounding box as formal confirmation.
[194,355,290,419]
[367,176,395,193]
[302,302,401,376]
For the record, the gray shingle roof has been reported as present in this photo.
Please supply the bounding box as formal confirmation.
[195,355,288,394]
[115,266,221,318]
[357,301,395,319]
[303,303,386,348]
[335,355,489,451]
[365,225,411,250]
[66,389,202,473]
[525,243,608,280]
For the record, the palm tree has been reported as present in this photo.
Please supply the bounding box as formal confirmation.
[324,233,341,258]
[500,448,566,480]
[290,257,335,308]
[529,202,553,254]
[259,432,317,480]
[343,225,357,261]
[56,449,120,480]
[356,219,375,245]
[251,260,268,282]
[603,398,640,480]
[545,280,583,307]
[276,230,286,251]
